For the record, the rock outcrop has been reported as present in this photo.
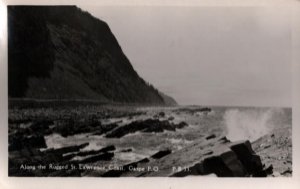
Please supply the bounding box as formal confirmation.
[115,138,272,177]
[105,119,188,138]
[9,143,116,176]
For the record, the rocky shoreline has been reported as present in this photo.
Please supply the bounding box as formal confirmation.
[8,105,292,177]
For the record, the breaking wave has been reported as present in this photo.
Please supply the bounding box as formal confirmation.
[224,108,282,142]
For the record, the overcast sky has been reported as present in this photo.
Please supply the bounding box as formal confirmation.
[79,6,292,107]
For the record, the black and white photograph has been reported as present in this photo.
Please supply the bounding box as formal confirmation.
[2,0,298,182]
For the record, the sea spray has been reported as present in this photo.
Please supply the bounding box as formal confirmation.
[224,108,275,141]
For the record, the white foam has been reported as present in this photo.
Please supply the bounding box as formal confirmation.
[224,108,275,141]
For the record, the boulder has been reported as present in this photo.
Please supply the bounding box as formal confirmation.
[158,112,165,117]
[123,140,266,177]
[229,140,263,175]
[201,147,246,177]
[172,147,246,177]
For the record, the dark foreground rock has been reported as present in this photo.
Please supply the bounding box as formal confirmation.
[8,143,116,176]
[229,141,264,176]
[53,118,103,137]
[9,135,271,177]
[43,143,89,155]
[107,138,271,177]
[105,119,188,138]
[151,149,172,159]
[173,146,246,177]
[206,134,216,140]
[9,133,47,151]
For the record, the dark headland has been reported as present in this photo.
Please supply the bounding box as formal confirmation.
[8,6,176,106]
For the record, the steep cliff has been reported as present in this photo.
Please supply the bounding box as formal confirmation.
[8,6,177,106]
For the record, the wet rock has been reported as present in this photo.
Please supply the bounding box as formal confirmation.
[132,139,267,177]
[206,134,216,140]
[78,152,114,164]
[105,119,188,138]
[98,145,116,153]
[173,107,211,115]
[92,123,118,136]
[168,116,175,121]
[8,147,68,176]
[75,145,115,156]
[62,153,77,161]
[218,136,231,144]
[44,143,89,155]
[176,121,188,129]
[30,120,53,131]
[9,148,43,165]
[9,142,110,176]
[201,147,246,177]
[26,135,47,148]
[151,149,172,159]
[120,148,133,153]
[201,107,211,112]
[9,134,47,151]
[137,158,150,163]
[229,140,263,176]
[153,115,159,119]
[202,150,213,155]
[158,112,165,117]
[53,118,103,137]
[142,124,169,132]
[172,147,246,177]
[264,165,273,175]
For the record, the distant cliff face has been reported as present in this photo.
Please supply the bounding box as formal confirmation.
[8,6,177,106]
